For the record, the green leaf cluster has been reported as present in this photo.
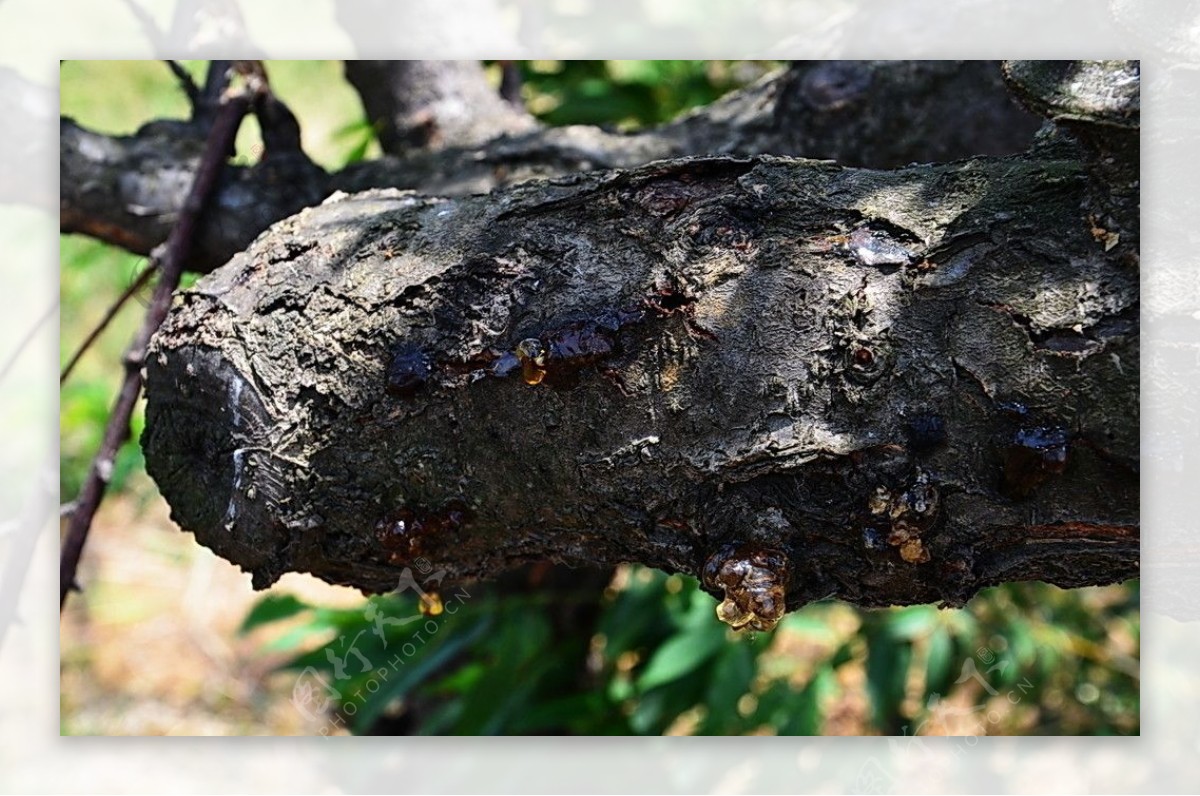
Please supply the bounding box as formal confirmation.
[243,571,1138,735]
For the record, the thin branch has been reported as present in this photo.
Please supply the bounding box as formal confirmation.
[60,69,251,610]
[164,59,200,109]
[59,263,156,385]
[193,60,233,126]
[203,61,233,98]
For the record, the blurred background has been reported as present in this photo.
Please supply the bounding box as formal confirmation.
[59,60,1139,736]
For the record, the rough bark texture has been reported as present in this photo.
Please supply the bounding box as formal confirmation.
[59,116,328,270]
[61,61,1041,273]
[142,149,1138,617]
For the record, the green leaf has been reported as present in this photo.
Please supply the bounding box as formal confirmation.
[446,610,559,735]
[607,674,634,703]
[1007,620,1037,668]
[885,606,939,640]
[352,616,493,733]
[866,635,914,733]
[636,625,726,691]
[629,673,708,735]
[829,640,856,669]
[750,680,791,728]
[509,692,619,735]
[779,666,834,735]
[924,626,955,700]
[628,687,669,734]
[679,585,719,631]
[239,594,312,634]
[697,641,756,734]
[415,699,465,736]
[597,568,672,656]
[332,119,377,166]
[427,662,486,695]
[779,611,836,641]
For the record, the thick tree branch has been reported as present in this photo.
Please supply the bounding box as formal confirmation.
[62,61,1041,272]
[142,141,1138,624]
[164,59,201,110]
[344,60,538,154]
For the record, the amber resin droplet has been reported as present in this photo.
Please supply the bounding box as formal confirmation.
[701,543,790,632]
[1002,424,1070,498]
[419,591,444,617]
[515,338,547,385]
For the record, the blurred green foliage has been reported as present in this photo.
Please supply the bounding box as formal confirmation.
[508,60,779,129]
[62,61,1139,736]
[242,570,1138,735]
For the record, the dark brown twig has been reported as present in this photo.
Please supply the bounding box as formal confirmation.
[59,263,156,385]
[164,60,200,108]
[60,71,252,610]
[194,60,234,126]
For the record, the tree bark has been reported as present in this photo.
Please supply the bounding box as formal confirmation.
[61,61,1040,273]
[141,147,1138,624]
[343,60,538,153]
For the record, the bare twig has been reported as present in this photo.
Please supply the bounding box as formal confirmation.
[194,60,234,126]
[59,67,252,610]
[164,60,200,108]
[59,263,156,385]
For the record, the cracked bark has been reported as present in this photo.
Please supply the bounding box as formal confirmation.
[142,142,1138,617]
[61,61,1041,273]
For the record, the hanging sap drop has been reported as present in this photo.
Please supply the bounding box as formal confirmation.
[701,542,790,632]
[515,338,547,385]
[419,591,444,616]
